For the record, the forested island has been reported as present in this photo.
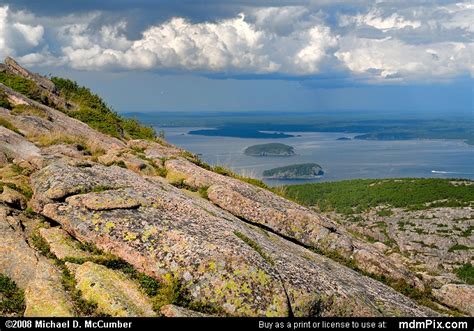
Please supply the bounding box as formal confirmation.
[244,143,295,156]
[263,163,324,179]
[188,126,294,139]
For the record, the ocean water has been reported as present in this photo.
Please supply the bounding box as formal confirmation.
[160,127,474,186]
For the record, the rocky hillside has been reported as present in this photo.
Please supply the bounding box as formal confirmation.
[0,57,470,317]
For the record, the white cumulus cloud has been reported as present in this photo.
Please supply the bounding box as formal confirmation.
[56,10,337,75]
[0,6,44,59]
[339,8,421,31]
[0,2,472,83]
[335,37,473,81]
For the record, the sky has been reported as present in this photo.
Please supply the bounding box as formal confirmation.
[0,0,472,113]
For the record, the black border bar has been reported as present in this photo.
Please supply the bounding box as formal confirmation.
[0,317,472,331]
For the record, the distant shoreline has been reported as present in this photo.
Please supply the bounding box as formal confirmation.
[185,127,473,146]
[128,113,474,146]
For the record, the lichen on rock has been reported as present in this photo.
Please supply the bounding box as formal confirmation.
[65,262,155,317]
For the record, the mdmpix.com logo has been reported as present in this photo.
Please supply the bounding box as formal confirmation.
[399,320,469,330]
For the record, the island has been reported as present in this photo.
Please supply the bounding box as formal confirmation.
[353,132,414,141]
[262,163,324,179]
[244,143,295,157]
[188,127,294,139]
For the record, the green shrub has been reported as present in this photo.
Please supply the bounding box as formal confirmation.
[111,160,127,168]
[0,274,25,315]
[461,226,473,237]
[455,263,474,285]
[212,165,269,189]
[122,118,156,140]
[0,72,49,104]
[51,77,155,140]
[448,243,472,252]
[212,166,235,177]
[30,231,56,260]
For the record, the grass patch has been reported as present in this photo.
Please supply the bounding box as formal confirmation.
[454,263,474,285]
[0,181,33,200]
[198,187,209,200]
[31,132,105,157]
[234,231,274,266]
[30,230,55,260]
[179,151,270,190]
[460,225,473,238]
[148,274,183,311]
[24,206,36,218]
[111,160,127,168]
[412,240,438,249]
[10,105,50,119]
[0,116,21,134]
[377,209,393,217]
[0,274,25,316]
[154,166,168,177]
[90,185,115,193]
[0,90,12,109]
[213,166,270,189]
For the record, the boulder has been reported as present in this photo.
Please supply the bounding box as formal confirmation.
[127,139,182,160]
[0,85,124,152]
[0,125,41,163]
[4,57,56,93]
[24,258,74,317]
[0,186,27,209]
[0,206,38,289]
[65,262,155,317]
[433,284,474,316]
[39,227,95,260]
